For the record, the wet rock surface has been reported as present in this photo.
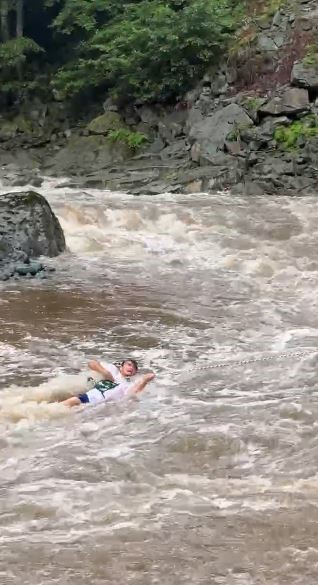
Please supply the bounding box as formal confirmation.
[1,0,318,196]
[0,191,65,281]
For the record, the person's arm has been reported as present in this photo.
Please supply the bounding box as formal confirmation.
[128,372,155,395]
[88,360,115,381]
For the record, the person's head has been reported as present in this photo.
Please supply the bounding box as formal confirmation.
[119,359,138,378]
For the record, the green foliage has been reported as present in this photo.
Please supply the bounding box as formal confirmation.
[0,0,244,105]
[230,0,286,59]
[274,116,318,150]
[227,121,253,141]
[243,96,263,111]
[303,44,318,68]
[0,37,43,70]
[53,0,239,103]
[51,0,120,34]
[107,128,148,151]
[261,0,286,19]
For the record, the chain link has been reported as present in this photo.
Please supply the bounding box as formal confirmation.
[186,349,317,373]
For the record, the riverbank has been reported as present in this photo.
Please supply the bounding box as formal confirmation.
[1,0,318,196]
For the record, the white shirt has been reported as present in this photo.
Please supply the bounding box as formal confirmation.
[100,362,134,390]
[85,361,135,405]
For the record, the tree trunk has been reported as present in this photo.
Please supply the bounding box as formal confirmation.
[0,0,10,42]
[15,0,23,38]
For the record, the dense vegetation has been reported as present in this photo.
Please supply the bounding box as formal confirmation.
[0,0,240,105]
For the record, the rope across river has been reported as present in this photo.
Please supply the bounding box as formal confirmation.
[180,349,318,375]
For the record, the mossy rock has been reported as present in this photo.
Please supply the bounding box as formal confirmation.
[0,119,19,140]
[274,115,318,150]
[0,115,38,140]
[50,134,131,173]
[0,190,65,260]
[15,115,36,134]
[87,112,126,135]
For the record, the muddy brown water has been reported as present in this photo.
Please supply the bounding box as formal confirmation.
[1,181,318,584]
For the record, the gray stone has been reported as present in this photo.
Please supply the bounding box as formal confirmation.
[224,140,244,155]
[186,106,204,134]
[257,35,277,52]
[196,88,214,115]
[184,180,203,194]
[259,88,310,116]
[0,191,65,259]
[49,135,130,174]
[30,176,43,188]
[299,17,313,31]
[231,181,265,196]
[199,151,240,167]
[28,261,44,275]
[211,72,228,96]
[87,112,125,135]
[15,263,31,276]
[273,34,285,48]
[158,121,172,144]
[102,97,118,113]
[36,271,47,279]
[190,142,201,162]
[147,136,165,153]
[138,106,160,126]
[0,191,65,280]
[251,156,295,179]
[184,88,201,108]
[241,116,291,147]
[272,10,283,27]
[188,103,253,159]
[142,182,171,195]
[291,62,318,91]
[160,140,189,160]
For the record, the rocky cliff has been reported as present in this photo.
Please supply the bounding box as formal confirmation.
[1,0,318,196]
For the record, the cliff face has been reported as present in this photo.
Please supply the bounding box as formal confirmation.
[1,0,318,196]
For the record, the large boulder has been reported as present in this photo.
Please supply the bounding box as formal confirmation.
[87,112,126,135]
[0,190,65,280]
[291,62,318,92]
[188,103,253,160]
[259,88,310,116]
[47,134,131,174]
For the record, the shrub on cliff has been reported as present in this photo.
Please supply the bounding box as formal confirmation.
[53,0,239,103]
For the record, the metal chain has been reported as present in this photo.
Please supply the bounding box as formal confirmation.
[186,349,317,373]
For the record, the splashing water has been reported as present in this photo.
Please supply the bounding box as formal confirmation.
[1,178,318,584]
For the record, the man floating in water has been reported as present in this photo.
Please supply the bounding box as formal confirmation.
[62,358,155,407]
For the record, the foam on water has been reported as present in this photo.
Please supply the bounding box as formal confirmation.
[2,179,318,583]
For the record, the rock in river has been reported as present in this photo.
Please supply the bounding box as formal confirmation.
[0,190,65,281]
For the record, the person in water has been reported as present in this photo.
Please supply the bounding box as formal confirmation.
[62,358,155,407]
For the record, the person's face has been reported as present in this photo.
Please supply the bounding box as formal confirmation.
[120,360,138,377]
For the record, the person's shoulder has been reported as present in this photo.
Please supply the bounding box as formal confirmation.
[101,361,123,382]
[101,361,119,374]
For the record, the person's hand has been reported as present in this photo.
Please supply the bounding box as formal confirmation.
[144,372,155,382]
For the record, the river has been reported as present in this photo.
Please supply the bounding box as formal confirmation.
[1,180,318,584]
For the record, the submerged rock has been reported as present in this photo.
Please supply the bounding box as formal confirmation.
[0,190,65,281]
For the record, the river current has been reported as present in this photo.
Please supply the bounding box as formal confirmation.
[1,179,318,584]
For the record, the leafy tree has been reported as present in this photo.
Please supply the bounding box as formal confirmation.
[53,0,237,103]
[0,0,242,105]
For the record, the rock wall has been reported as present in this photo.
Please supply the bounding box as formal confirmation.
[1,0,318,196]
